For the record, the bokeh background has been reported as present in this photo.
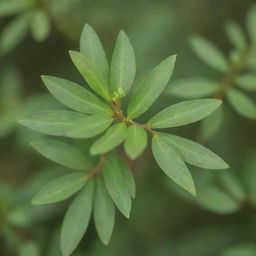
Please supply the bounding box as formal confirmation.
[1,0,256,255]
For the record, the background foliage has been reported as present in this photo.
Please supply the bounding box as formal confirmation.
[1,0,256,255]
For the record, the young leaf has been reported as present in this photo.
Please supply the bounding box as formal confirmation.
[160,133,229,169]
[19,110,113,138]
[147,99,222,128]
[0,14,30,55]
[90,123,127,155]
[246,5,256,42]
[236,74,256,91]
[127,55,176,119]
[190,36,229,73]
[124,126,147,159]
[69,50,110,100]
[61,180,94,256]
[227,89,256,119]
[225,22,247,51]
[41,76,113,115]
[102,153,131,217]
[30,9,51,42]
[32,173,87,205]
[110,31,136,97]
[0,0,32,18]
[152,135,196,195]
[31,139,92,171]
[94,177,115,245]
[80,24,109,83]
[167,78,219,99]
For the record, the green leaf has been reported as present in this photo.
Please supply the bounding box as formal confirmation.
[0,14,30,55]
[227,89,256,119]
[167,78,219,99]
[102,153,131,217]
[80,24,109,84]
[160,133,229,169]
[147,99,222,128]
[94,177,115,245]
[32,173,87,205]
[41,76,113,115]
[31,139,92,171]
[19,110,113,138]
[225,22,247,51]
[110,31,136,97]
[195,186,240,214]
[69,50,110,100]
[152,135,196,195]
[127,55,176,119]
[0,0,33,18]
[61,180,94,256]
[235,74,256,91]
[221,243,256,256]
[18,242,40,256]
[30,9,51,42]
[246,5,256,42]
[90,123,127,155]
[190,36,229,72]
[124,126,147,159]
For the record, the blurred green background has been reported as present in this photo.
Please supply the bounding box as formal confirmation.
[1,0,256,255]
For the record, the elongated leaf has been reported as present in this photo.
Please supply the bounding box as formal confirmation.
[127,55,176,119]
[94,177,115,245]
[41,76,113,115]
[61,180,94,256]
[102,153,131,217]
[19,110,113,138]
[190,36,229,72]
[225,22,247,51]
[31,139,92,171]
[160,133,229,169]
[32,173,87,205]
[152,135,196,195]
[0,0,33,18]
[0,14,30,55]
[168,78,219,99]
[110,31,136,97]
[70,50,110,100]
[221,243,256,256]
[80,24,109,82]
[124,126,147,159]
[90,123,127,155]
[236,74,256,91]
[30,9,51,42]
[227,89,256,119]
[147,99,222,128]
[246,5,256,42]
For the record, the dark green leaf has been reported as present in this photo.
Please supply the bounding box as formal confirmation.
[246,5,256,42]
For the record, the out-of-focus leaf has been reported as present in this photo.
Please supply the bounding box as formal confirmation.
[127,55,176,119]
[18,242,40,256]
[221,243,256,256]
[147,99,222,128]
[246,5,256,42]
[235,74,256,91]
[0,0,33,18]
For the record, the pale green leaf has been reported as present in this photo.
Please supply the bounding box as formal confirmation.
[69,50,110,100]
[19,110,113,138]
[160,133,229,169]
[190,36,229,72]
[152,135,196,195]
[124,126,147,159]
[41,76,113,115]
[61,180,94,256]
[110,31,136,97]
[235,74,256,91]
[94,177,115,245]
[102,153,131,217]
[127,55,176,119]
[18,242,40,256]
[167,78,219,99]
[246,5,256,42]
[31,138,92,171]
[90,123,127,155]
[227,89,256,119]
[147,99,222,128]
[30,9,51,42]
[32,173,87,205]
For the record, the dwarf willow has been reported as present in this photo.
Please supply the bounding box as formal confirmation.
[19,24,228,256]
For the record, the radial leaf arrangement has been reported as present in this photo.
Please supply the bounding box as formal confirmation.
[19,24,228,256]
[167,5,256,140]
[0,0,51,55]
